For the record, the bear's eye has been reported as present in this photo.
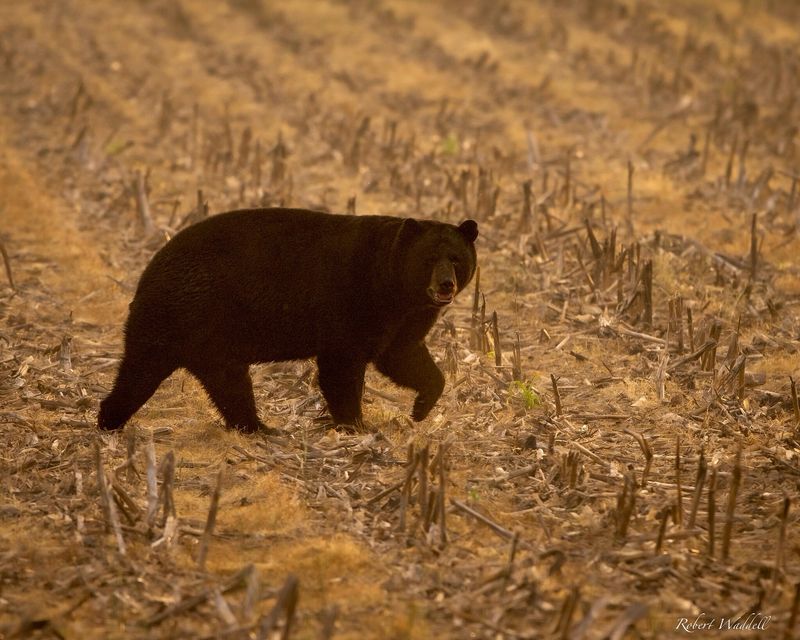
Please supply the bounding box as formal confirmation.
[449,256,460,265]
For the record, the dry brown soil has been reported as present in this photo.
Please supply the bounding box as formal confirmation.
[1,1,800,638]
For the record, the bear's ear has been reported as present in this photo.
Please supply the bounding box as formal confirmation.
[458,219,478,243]
[399,218,424,239]
[390,218,423,263]
[393,218,424,249]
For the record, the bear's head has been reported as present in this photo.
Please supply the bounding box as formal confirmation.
[393,218,478,308]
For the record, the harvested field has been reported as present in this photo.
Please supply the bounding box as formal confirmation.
[1,1,800,638]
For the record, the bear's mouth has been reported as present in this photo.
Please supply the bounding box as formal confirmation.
[428,288,454,306]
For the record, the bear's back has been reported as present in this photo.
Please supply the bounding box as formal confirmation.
[126,209,416,361]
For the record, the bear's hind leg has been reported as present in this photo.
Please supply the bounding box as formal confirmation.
[317,354,367,429]
[376,342,445,421]
[189,361,269,434]
[98,357,176,430]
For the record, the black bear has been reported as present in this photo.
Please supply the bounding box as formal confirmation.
[98,208,478,433]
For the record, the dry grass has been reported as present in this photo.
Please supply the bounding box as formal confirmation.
[1,0,800,638]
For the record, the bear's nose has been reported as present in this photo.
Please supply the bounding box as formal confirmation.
[439,279,456,294]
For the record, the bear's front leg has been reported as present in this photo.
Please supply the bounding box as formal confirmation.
[317,354,367,430]
[376,341,445,421]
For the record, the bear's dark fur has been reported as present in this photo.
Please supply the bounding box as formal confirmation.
[98,208,478,433]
